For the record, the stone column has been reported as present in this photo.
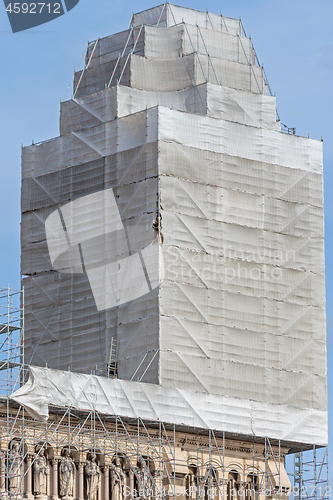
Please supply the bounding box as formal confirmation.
[238,482,247,500]
[0,457,5,494]
[51,459,59,500]
[78,462,84,500]
[187,474,196,500]
[128,469,134,500]
[104,466,110,500]
[218,480,228,500]
[154,473,163,500]
[25,455,34,500]
[151,471,156,500]
[197,476,205,500]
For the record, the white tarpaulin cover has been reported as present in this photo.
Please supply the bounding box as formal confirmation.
[21,4,327,445]
[132,4,241,35]
[10,366,327,446]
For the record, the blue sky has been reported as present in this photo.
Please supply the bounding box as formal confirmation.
[0,0,331,482]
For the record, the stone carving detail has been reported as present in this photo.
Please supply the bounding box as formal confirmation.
[59,449,75,498]
[33,447,50,497]
[136,458,150,493]
[85,454,100,500]
[8,440,23,492]
[111,458,125,500]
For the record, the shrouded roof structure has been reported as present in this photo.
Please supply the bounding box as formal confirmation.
[21,3,327,446]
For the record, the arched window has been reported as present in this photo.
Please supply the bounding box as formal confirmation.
[245,473,259,500]
[227,471,239,500]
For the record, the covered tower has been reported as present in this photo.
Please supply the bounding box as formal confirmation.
[21,4,326,446]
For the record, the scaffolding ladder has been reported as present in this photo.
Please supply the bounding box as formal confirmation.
[108,337,118,378]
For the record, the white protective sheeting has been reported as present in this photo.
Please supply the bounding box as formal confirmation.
[132,4,241,36]
[60,86,204,134]
[22,108,158,180]
[157,107,322,171]
[44,188,161,311]
[60,84,278,136]
[87,28,145,69]
[22,272,159,378]
[22,106,320,182]
[74,53,264,98]
[10,366,327,446]
[75,21,263,99]
[22,138,160,376]
[184,25,254,65]
[22,4,327,444]
[89,25,252,66]
[158,142,324,209]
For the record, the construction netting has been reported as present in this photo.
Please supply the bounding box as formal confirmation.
[11,366,327,445]
[59,84,278,135]
[132,4,242,35]
[21,3,327,445]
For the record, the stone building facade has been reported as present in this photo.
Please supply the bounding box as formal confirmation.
[0,402,291,500]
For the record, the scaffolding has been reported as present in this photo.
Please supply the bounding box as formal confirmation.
[0,398,329,500]
[0,287,328,500]
[0,286,24,398]
[0,402,284,500]
[291,447,329,500]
